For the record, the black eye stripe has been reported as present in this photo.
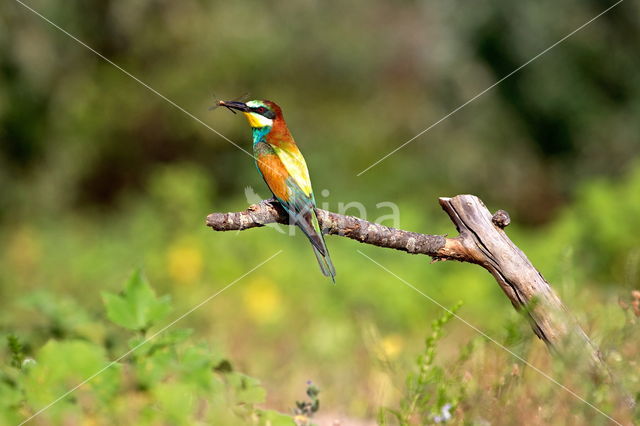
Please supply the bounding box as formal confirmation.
[251,106,275,119]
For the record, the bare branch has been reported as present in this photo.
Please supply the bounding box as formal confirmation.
[206,194,630,402]
[206,198,464,259]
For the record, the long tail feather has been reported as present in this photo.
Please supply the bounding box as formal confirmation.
[292,208,336,282]
[308,211,336,283]
[282,198,336,282]
[289,210,325,255]
[312,240,336,283]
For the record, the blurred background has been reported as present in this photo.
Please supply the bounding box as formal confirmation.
[1,0,639,423]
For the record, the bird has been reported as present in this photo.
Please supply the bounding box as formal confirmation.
[218,99,336,282]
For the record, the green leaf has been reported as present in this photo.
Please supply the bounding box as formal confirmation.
[152,382,195,425]
[102,269,172,332]
[134,347,175,389]
[22,340,120,417]
[0,380,22,424]
[227,372,267,405]
[0,379,22,408]
[179,344,215,390]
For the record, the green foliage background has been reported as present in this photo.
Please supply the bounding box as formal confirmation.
[1,0,639,423]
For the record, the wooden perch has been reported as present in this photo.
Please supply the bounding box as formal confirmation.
[206,195,617,387]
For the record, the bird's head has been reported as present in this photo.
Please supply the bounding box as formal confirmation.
[218,99,282,129]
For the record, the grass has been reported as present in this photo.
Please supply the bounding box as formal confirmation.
[1,165,640,424]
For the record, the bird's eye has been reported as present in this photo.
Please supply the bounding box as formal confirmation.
[257,107,267,114]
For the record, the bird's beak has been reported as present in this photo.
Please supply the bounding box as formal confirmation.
[218,100,250,114]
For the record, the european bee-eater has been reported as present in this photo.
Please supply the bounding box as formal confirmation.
[219,99,336,282]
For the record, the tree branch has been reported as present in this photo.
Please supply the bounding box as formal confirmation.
[206,198,466,259]
[206,194,629,401]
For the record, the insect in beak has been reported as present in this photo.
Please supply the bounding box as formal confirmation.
[209,92,250,113]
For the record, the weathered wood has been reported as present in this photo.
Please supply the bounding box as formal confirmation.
[438,196,598,359]
[206,194,618,388]
[206,198,453,258]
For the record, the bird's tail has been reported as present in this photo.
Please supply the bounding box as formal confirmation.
[312,235,336,283]
[295,208,336,283]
